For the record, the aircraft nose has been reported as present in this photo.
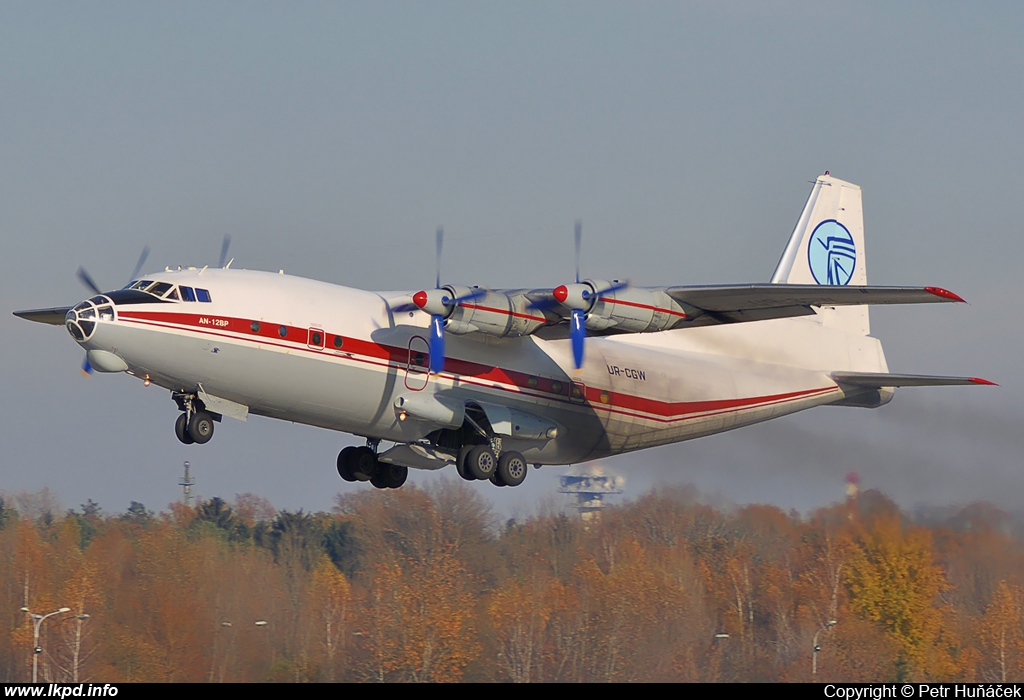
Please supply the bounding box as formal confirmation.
[65,295,115,343]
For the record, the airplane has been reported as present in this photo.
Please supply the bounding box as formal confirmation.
[14,173,993,490]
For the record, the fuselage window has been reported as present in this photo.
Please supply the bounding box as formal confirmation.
[251,321,261,333]
[181,286,196,302]
[278,325,288,338]
[333,335,344,349]
[196,288,212,303]
[310,331,323,346]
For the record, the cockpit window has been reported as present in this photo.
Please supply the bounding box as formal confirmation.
[129,280,154,291]
[148,282,173,297]
[164,287,180,301]
[181,286,196,302]
[196,288,212,303]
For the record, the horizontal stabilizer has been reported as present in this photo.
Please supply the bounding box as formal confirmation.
[13,306,72,325]
[831,372,997,388]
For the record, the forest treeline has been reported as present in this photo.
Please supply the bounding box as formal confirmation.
[2,482,1024,683]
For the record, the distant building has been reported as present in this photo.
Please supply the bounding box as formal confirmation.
[558,462,625,521]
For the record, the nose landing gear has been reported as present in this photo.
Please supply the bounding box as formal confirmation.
[172,392,218,445]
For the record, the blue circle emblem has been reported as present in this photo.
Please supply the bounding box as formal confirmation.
[807,220,856,285]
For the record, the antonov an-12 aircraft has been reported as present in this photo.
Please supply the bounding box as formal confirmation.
[15,173,992,489]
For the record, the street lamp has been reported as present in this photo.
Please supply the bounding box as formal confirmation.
[20,606,70,683]
[812,619,838,676]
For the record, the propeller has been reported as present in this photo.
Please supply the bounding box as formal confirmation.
[76,267,102,296]
[412,284,486,374]
[436,226,443,289]
[574,219,582,284]
[128,246,151,284]
[219,235,232,269]
[74,245,152,376]
[529,221,628,369]
[400,226,487,373]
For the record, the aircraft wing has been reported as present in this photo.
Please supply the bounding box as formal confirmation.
[831,372,996,388]
[13,306,72,326]
[664,284,963,325]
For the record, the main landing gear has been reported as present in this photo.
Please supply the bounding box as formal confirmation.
[456,443,528,487]
[337,442,407,489]
[172,392,218,445]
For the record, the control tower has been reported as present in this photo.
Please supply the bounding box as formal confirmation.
[558,462,625,521]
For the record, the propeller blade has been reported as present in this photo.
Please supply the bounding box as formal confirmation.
[391,301,419,313]
[76,267,102,296]
[435,226,444,290]
[429,314,445,374]
[81,356,93,377]
[128,246,151,285]
[219,235,232,269]
[570,308,586,369]
[574,220,582,284]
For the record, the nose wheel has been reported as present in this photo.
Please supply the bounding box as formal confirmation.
[174,410,215,445]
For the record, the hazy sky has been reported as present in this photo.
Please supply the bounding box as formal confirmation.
[2,2,1021,518]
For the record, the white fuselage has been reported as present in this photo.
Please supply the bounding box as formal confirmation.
[74,268,886,465]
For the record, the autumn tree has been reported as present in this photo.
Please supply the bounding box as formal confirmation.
[845,515,957,680]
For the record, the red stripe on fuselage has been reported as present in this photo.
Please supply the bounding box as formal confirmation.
[114,309,837,422]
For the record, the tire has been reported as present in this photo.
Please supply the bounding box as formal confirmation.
[351,446,377,481]
[497,451,528,487]
[371,463,408,489]
[386,465,408,489]
[337,446,357,481]
[188,411,215,444]
[174,413,194,445]
[456,445,476,481]
[467,445,496,480]
[490,470,507,487]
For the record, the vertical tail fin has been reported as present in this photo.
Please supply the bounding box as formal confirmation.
[771,173,869,335]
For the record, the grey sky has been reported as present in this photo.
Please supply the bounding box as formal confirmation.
[2,2,1020,518]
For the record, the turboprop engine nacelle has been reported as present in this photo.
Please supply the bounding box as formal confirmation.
[581,281,689,333]
[414,285,549,338]
[442,285,549,338]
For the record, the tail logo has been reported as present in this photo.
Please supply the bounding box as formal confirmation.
[807,220,856,285]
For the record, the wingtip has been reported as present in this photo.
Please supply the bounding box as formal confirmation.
[969,377,998,386]
[925,286,966,303]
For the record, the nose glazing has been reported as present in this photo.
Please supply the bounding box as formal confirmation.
[65,295,114,342]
